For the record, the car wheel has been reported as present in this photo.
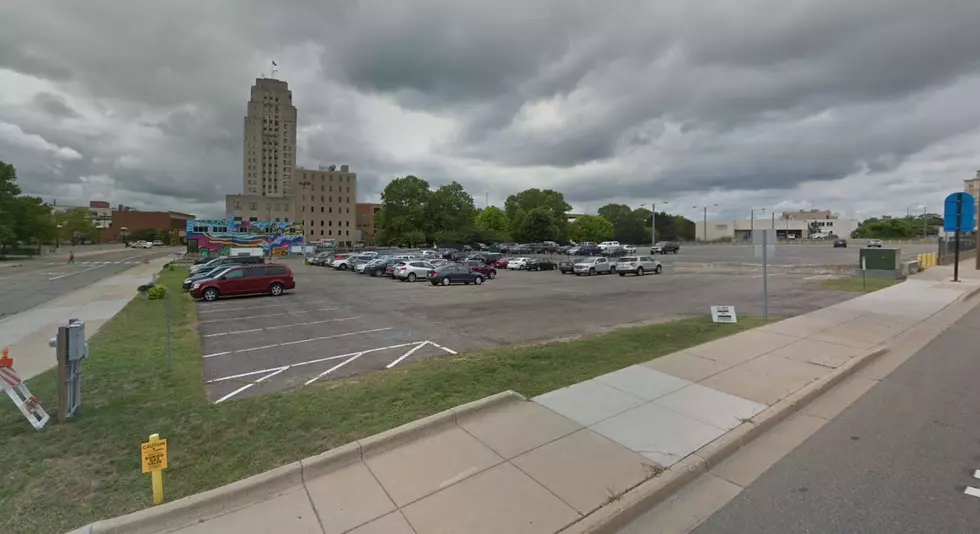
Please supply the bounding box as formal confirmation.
[339,264,348,270]
[488,270,496,279]
[619,272,625,277]
[475,276,484,285]
[430,281,439,286]
[589,267,595,276]
[375,269,383,277]
[441,277,451,286]
[654,265,662,274]
[270,282,284,296]
[407,272,417,282]
[203,288,219,301]
[637,267,644,276]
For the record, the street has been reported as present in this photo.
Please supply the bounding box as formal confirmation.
[0,247,178,320]
[691,302,980,534]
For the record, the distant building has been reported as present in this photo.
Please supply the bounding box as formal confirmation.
[295,166,357,246]
[106,210,195,243]
[780,209,837,220]
[695,217,858,242]
[964,170,980,229]
[567,213,585,223]
[356,203,382,242]
[242,78,297,196]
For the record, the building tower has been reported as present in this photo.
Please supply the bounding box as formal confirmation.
[243,78,297,197]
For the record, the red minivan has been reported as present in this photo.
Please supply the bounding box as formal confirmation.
[190,264,295,301]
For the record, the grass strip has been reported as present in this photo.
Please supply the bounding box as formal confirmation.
[820,275,904,293]
[0,267,764,534]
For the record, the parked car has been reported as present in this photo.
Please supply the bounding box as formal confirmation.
[462,259,497,279]
[598,241,621,250]
[558,259,575,274]
[616,256,663,276]
[330,254,356,270]
[190,255,265,275]
[578,245,603,256]
[308,251,334,266]
[493,257,511,269]
[602,246,629,258]
[573,257,614,276]
[622,245,637,254]
[129,240,153,249]
[833,239,848,248]
[651,241,680,254]
[182,265,236,290]
[392,260,436,282]
[190,264,294,302]
[866,239,883,248]
[152,240,164,246]
[507,257,531,270]
[427,264,486,286]
[526,258,557,271]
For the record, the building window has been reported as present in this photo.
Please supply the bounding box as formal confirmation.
[346,230,349,236]
[248,202,257,210]
[346,221,350,227]
[249,217,258,222]
[329,197,332,202]
[329,221,333,227]
[274,217,280,222]
[320,220,324,226]
[320,207,324,213]
[234,201,241,209]
[329,186,333,192]
[320,230,324,236]
[284,218,289,222]
[233,216,242,222]
[329,207,332,213]
[346,208,350,214]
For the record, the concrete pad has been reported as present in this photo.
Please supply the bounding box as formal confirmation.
[534,380,645,427]
[348,511,415,534]
[768,338,865,369]
[643,351,734,382]
[594,365,691,401]
[619,473,742,534]
[364,426,503,507]
[401,462,580,534]
[699,354,829,405]
[305,461,395,534]
[682,329,799,366]
[709,412,828,488]
[654,383,767,431]
[857,330,938,381]
[589,402,726,467]
[759,307,861,337]
[458,401,581,459]
[171,487,322,534]
[803,376,880,420]
[512,429,652,514]
[809,321,901,349]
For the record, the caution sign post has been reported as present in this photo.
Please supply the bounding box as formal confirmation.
[0,347,50,430]
[141,434,167,505]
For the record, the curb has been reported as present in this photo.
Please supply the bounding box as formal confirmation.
[565,344,890,534]
[79,390,526,534]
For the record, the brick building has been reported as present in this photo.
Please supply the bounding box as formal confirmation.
[356,203,382,243]
[106,210,195,243]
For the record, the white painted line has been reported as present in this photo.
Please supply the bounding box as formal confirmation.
[974,470,980,480]
[386,341,429,369]
[198,303,292,314]
[202,327,393,358]
[198,308,338,324]
[214,366,290,404]
[48,264,103,281]
[305,353,364,385]
[428,342,458,355]
[205,341,427,384]
[965,487,980,498]
[201,316,361,338]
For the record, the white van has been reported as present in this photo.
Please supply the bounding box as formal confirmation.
[598,241,621,250]
[229,247,265,257]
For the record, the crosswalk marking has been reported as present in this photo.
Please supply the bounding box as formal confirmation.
[46,261,140,266]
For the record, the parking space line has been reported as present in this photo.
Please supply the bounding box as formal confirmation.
[201,316,363,337]
[385,341,429,369]
[215,367,288,404]
[428,341,458,355]
[197,303,293,314]
[304,353,364,385]
[202,327,394,358]
[198,308,338,324]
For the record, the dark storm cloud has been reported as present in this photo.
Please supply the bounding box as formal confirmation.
[2,0,980,214]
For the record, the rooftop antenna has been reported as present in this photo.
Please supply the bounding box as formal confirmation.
[271,60,279,79]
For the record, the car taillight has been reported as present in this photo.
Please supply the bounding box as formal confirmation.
[430,271,437,276]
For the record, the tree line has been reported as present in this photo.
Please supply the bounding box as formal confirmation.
[0,161,100,257]
[850,214,942,239]
[372,175,696,246]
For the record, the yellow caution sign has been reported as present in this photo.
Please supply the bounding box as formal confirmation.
[141,434,167,504]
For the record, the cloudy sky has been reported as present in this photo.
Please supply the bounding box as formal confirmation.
[2,0,980,222]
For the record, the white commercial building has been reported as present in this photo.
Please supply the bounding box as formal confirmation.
[695,217,858,242]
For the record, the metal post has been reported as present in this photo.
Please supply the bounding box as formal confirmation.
[750,209,754,241]
[954,195,962,282]
[762,229,769,323]
[771,212,775,229]
[167,292,173,372]
[703,206,707,242]
[923,206,927,239]
[651,203,656,246]
[55,326,68,423]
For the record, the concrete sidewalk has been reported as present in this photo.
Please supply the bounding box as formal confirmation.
[0,257,170,380]
[81,276,980,534]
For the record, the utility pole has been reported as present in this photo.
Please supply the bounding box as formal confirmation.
[922,206,927,238]
[693,204,718,242]
[641,202,668,245]
[485,192,489,209]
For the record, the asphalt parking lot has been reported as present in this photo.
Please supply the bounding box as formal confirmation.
[198,254,865,403]
[661,243,937,266]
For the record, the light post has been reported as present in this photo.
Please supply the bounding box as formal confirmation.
[641,202,668,246]
[750,208,766,242]
[120,226,129,247]
[55,224,62,250]
[692,204,718,242]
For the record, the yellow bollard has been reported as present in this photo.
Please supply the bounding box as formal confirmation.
[141,433,168,505]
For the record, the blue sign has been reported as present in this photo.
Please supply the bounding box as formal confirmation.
[944,192,976,232]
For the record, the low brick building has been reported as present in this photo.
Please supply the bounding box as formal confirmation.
[356,202,381,243]
[106,210,195,243]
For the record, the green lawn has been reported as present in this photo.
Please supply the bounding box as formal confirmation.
[820,275,904,293]
[0,267,766,534]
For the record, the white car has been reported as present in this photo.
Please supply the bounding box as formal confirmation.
[598,241,621,250]
[392,260,435,282]
[330,256,355,270]
[152,240,164,246]
[622,245,637,254]
[616,256,663,276]
[507,257,530,270]
[130,240,152,249]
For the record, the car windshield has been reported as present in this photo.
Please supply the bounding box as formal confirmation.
[655,242,668,246]
[619,257,637,262]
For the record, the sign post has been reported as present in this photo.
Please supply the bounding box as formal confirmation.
[141,434,168,505]
[943,192,976,282]
[753,229,776,323]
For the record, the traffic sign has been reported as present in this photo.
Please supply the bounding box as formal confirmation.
[944,192,975,232]
[141,438,168,473]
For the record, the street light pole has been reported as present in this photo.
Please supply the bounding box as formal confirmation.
[693,204,718,242]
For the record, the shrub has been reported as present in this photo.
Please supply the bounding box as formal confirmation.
[147,285,168,300]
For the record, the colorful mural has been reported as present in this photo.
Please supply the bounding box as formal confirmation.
[186,214,305,257]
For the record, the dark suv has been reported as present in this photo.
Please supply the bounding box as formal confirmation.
[190,264,294,301]
[651,241,680,254]
[190,254,264,275]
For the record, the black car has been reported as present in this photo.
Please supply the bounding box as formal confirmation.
[578,245,603,256]
[526,258,557,271]
[833,239,847,248]
[182,265,234,290]
[427,264,486,286]
[652,241,680,254]
[558,259,575,274]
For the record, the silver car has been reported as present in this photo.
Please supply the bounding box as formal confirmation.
[573,257,613,276]
[392,260,435,282]
[616,256,663,276]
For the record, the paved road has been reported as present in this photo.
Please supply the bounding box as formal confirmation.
[692,303,980,534]
[663,243,938,266]
[0,247,179,320]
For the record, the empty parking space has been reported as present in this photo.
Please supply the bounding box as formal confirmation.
[196,256,860,402]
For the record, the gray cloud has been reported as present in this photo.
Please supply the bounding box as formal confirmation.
[1,0,979,220]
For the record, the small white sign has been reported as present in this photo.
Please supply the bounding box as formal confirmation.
[711,305,738,323]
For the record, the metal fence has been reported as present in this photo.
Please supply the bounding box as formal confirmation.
[938,235,977,265]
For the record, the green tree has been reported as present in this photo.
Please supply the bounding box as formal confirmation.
[505,188,571,239]
[672,215,696,241]
[375,175,431,245]
[852,218,919,239]
[509,208,528,242]
[807,221,821,237]
[426,181,476,237]
[570,214,614,242]
[521,208,557,242]
[0,161,21,255]
[404,229,426,248]
[54,207,98,245]
[475,206,510,236]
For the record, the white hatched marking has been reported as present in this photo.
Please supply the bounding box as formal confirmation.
[202,327,393,358]
[201,316,362,337]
